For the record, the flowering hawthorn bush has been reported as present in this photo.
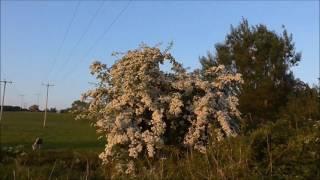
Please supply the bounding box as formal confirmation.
[80,45,243,166]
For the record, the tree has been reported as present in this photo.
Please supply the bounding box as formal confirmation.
[69,100,89,117]
[279,81,320,129]
[201,19,301,126]
[28,105,39,112]
[3,106,22,111]
[60,108,71,113]
[49,108,57,113]
[71,100,88,112]
[80,45,243,168]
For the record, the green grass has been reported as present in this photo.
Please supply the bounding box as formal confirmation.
[0,112,106,179]
[1,111,104,152]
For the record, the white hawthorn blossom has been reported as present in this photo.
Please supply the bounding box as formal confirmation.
[79,45,243,166]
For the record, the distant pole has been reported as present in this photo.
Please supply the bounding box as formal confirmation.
[19,94,25,110]
[42,83,54,128]
[34,93,40,106]
[0,80,12,123]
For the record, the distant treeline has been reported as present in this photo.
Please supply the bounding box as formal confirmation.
[2,105,65,113]
[2,106,29,112]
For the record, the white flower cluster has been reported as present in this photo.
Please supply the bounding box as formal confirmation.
[80,45,243,165]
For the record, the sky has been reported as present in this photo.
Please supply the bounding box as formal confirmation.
[1,0,319,110]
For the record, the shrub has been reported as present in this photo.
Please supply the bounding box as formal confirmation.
[80,44,243,169]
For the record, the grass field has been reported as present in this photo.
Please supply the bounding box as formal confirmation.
[1,111,104,151]
[1,112,319,179]
[0,112,107,179]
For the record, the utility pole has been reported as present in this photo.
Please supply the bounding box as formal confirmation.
[34,93,40,106]
[19,94,25,110]
[0,80,13,123]
[42,83,54,128]
[24,103,28,109]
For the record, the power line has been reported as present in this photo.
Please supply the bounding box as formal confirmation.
[42,83,54,128]
[54,1,107,79]
[45,1,81,82]
[59,0,132,82]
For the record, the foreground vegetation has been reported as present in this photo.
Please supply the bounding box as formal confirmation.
[1,115,319,179]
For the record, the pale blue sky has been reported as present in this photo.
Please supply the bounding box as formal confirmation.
[1,0,319,109]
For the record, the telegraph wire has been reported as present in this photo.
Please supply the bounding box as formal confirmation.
[82,0,132,59]
[45,0,81,82]
[53,1,107,79]
[58,0,132,82]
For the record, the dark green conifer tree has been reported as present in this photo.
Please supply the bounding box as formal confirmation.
[201,19,301,127]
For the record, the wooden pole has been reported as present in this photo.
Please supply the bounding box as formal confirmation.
[42,83,54,128]
[0,80,12,122]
